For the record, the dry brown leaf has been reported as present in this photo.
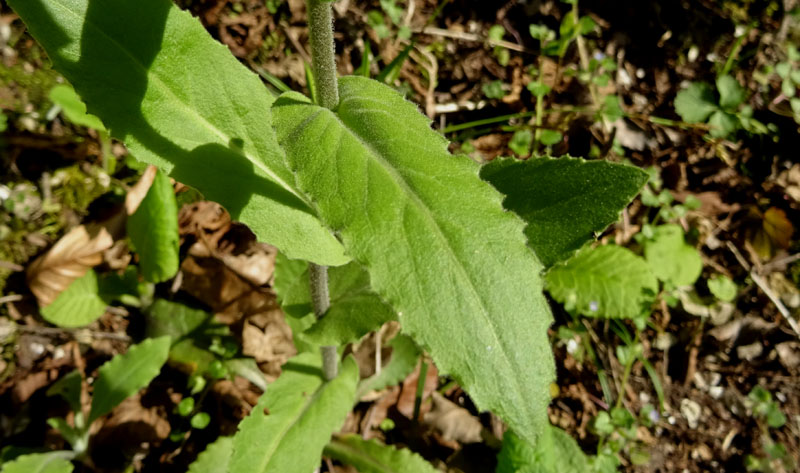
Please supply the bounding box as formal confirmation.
[423,391,483,444]
[91,393,170,466]
[26,223,113,307]
[26,166,158,308]
[241,308,296,381]
[748,207,795,260]
[763,207,794,250]
[396,360,438,420]
[179,201,231,239]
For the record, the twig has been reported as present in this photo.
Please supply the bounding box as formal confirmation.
[0,294,24,304]
[17,324,132,342]
[762,252,800,274]
[0,260,24,272]
[412,26,530,53]
[726,242,800,338]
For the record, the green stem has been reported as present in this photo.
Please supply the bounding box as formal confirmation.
[306,0,339,380]
[307,0,339,110]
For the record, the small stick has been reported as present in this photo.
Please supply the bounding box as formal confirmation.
[726,242,800,338]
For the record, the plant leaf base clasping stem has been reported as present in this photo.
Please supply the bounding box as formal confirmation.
[306,0,340,381]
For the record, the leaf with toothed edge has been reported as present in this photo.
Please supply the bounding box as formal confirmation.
[271,76,555,445]
[481,156,648,268]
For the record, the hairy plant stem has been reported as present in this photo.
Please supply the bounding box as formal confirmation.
[309,263,337,380]
[307,0,339,110]
[306,0,340,381]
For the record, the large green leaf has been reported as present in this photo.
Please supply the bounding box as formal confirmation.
[644,224,702,288]
[545,245,658,319]
[323,434,439,473]
[88,336,171,423]
[8,0,347,266]
[229,353,359,473]
[496,427,587,473]
[0,451,74,473]
[271,76,555,444]
[481,156,647,267]
[127,169,179,283]
[187,437,233,473]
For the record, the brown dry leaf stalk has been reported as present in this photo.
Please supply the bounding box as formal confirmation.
[26,166,158,308]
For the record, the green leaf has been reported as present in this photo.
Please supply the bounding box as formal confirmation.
[40,269,107,328]
[707,110,739,138]
[708,274,737,302]
[224,358,269,392]
[481,156,648,267]
[145,298,211,339]
[644,224,703,287]
[357,334,420,399]
[496,427,587,473]
[539,130,563,146]
[46,370,83,414]
[509,130,533,157]
[674,82,717,123]
[8,0,347,266]
[274,260,397,346]
[145,299,229,376]
[46,418,84,450]
[191,412,211,429]
[766,404,787,428]
[716,75,747,110]
[187,436,233,473]
[49,84,105,130]
[305,263,397,346]
[0,451,74,473]
[545,245,658,319]
[323,434,438,473]
[272,254,318,353]
[88,336,171,423]
[127,169,179,283]
[272,76,555,445]
[229,353,359,473]
[483,80,507,99]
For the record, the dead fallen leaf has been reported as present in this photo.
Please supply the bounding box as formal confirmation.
[763,207,794,250]
[91,393,170,467]
[180,256,273,323]
[748,207,794,261]
[423,391,483,444]
[396,360,438,420]
[26,166,158,308]
[774,341,800,371]
[241,308,296,381]
[26,224,113,307]
[11,370,50,404]
[179,201,232,252]
[775,164,800,203]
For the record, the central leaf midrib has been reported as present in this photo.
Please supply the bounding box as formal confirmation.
[255,376,328,472]
[328,438,398,473]
[328,98,529,407]
[50,0,307,206]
